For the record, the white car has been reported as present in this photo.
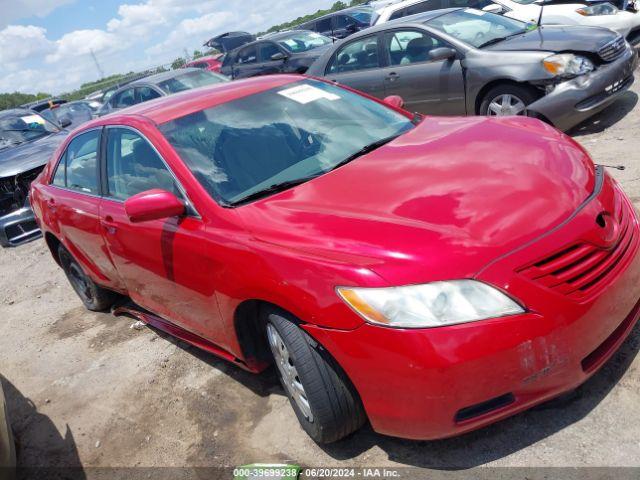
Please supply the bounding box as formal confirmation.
[373,0,640,44]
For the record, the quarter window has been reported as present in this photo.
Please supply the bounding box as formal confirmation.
[65,130,100,194]
[385,30,445,66]
[105,128,179,201]
[328,36,379,74]
[52,153,66,187]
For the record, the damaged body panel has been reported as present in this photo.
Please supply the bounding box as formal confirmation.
[0,109,68,247]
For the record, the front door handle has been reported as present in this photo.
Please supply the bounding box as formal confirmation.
[102,215,117,235]
[386,72,400,82]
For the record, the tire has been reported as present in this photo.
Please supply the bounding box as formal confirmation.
[58,244,119,312]
[479,84,540,118]
[266,311,366,443]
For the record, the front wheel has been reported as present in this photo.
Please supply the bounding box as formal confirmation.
[266,311,366,443]
[58,245,119,311]
[479,84,539,117]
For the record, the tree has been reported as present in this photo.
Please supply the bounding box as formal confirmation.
[171,57,186,70]
[192,49,203,59]
[0,92,51,110]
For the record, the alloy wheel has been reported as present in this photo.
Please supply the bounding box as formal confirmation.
[266,323,314,422]
[487,94,527,116]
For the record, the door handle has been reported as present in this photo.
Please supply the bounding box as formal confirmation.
[102,215,117,235]
[47,198,57,212]
[386,72,400,82]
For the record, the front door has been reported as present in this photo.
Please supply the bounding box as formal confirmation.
[98,126,226,345]
[324,34,386,98]
[380,29,466,115]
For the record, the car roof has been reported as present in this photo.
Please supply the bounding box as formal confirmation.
[79,74,303,127]
[129,68,203,87]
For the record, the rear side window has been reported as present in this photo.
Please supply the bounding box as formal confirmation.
[113,88,136,108]
[57,130,100,194]
[105,128,179,201]
[328,36,379,74]
[237,46,258,64]
[136,86,161,102]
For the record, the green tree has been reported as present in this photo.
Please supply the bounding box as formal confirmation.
[192,49,203,59]
[171,57,186,70]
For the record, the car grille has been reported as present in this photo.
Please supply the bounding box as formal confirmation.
[518,190,639,300]
[0,176,14,195]
[599,36,627,62]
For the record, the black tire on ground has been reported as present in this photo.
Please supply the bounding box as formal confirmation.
[479,83,540,117]
[266,311,366,443]
[57,244,119,312]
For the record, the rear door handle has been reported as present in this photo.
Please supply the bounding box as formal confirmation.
[386,72,400,82]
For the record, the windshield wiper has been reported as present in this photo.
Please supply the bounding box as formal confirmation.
[230,174,321,206]
[478,31,527,49]
[328,134,402,173]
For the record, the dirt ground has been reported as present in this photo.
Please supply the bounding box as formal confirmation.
[1,76,640,475]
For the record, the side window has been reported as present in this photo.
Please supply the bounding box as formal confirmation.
[65,130,99,194]
[385,30,445,66]
[52,153,66,187]
[136,86,162,103]
[334,14,353,29]
[237,46,258,64]
[105,128,180,201]
[328,36,379,74]
[316,17,332,33]
[113,88,136,108]
[406,0,442,16]
[259,42,282,61]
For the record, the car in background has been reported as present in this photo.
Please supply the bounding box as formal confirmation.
[307,8,637,131]
[185,53,226,73]
[0,109,69,247]
[31,74,640,444]
[220,30,333,79]
[39,100,100,129]
[97,68,228,116]
[299,6,375,38]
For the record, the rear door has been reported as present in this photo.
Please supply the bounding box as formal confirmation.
[379,28,466,114]
[46,128,125,290]
[324,34,386,98]
[231,44,260,79]
[98,126,226,344]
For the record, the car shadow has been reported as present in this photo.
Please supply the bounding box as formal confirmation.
[569,91,638,137]
[0,374,86,479]
[316,320,640,469]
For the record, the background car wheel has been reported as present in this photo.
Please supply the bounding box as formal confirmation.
[266,311,366,444]
[480,84,539,117]
[58,245,118,312]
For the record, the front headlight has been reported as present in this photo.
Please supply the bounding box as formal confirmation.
[576,3,618,15]
[543,53,594,77]
[337,280,524,329]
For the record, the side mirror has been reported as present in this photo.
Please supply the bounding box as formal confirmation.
[271,52,288,61]
[482,3,505,13]
[428,47,457,62]
[58,115,72,128]
[124,189,185,223]
[383,95,404,109]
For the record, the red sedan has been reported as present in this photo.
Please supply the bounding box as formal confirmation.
[30,75,640,443]
[184,54,225,73]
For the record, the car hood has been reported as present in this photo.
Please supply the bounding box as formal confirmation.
[236,116,596,285]
[484,25,618,54]
[0,131,68,178]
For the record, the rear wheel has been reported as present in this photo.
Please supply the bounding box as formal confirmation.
[58,245,118,311]
[480,84,539,117]
[266,311,366,443]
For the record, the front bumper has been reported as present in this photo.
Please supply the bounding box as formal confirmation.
[0,201,41,248]
[528,47,637,131]
[304,175,640,440]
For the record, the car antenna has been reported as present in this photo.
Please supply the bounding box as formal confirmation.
[597,164,626,170]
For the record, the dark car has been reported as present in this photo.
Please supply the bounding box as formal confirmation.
[97,68,228,116]
[0,109,68,247]
[307,8,637,131]
[299,6,375,39]
[204,31,256,52]
[220,30,333,79]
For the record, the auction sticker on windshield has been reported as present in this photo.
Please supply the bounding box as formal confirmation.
[20,114,45,126]
[278,84,340,104]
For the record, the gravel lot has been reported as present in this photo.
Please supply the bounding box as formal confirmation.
[1,75,640,475]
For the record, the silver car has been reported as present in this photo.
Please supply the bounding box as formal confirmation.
[307,8,637,131]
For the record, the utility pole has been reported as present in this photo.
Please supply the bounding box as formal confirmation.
[90,49,105,79]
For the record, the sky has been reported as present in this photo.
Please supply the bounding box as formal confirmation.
[0,0,335,95]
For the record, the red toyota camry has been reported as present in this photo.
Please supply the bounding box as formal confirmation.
[30,75,640,443]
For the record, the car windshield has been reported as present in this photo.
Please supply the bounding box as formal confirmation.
[157,70,228,94]
[159,79,415,206]
[427,9,528,48]
[278,31,332,52]
[351,9,374,23]
[0,112,59,149]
